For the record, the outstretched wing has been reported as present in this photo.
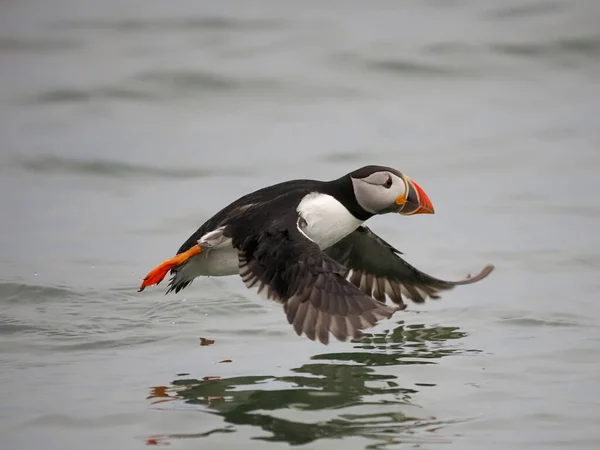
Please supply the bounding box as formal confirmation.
[233,221,398,345]
[324,225,494,308]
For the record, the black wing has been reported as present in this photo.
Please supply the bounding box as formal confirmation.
[324,226,494,308]
[233,221,398,345]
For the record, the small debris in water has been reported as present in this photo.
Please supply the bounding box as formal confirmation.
[145,436,169,446]
[219,359,232,363]
[199,337,215,346]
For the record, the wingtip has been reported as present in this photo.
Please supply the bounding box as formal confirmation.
[380,302,402,319]
[474,263,495,279]
[452,262,495,286]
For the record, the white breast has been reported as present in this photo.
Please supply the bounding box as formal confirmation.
[297,192,363,249]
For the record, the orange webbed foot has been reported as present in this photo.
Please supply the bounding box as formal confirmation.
[138,245,202,292]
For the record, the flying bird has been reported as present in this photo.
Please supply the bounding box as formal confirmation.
[138,165,494,344]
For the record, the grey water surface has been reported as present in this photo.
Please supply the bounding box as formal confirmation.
[1,0,600,449]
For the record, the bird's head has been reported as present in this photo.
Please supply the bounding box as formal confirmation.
[349,165,435,216]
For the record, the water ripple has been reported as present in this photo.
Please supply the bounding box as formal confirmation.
[47,335,163,351]
[365,58,467,77]
[30,70,281,105]
[490,36,600,60]
[15,155,235,180]
[53,16,282,33]
[32,87,158,104]
[0,37,81,54]
[498,311,594,328]
[0,282,82,303]
[333,52,472,78]
[488,2,565,20]
[134,69,278,94]
[138,289,268,333]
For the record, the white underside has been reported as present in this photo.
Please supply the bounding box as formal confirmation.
[181,243,239,277]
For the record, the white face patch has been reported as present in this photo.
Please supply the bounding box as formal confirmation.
[352,172,407,214]
[297,192,363,249]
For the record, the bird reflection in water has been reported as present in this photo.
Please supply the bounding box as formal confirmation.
[145,321,478,447]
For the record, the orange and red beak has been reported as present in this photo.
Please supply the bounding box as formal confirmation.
[395,177,435,215]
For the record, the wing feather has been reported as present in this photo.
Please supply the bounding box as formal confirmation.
[233,220,398,344]
[324,225,494,307]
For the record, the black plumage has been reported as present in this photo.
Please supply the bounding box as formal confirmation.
[235,217,397,344]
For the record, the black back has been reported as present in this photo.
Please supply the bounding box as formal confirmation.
[175,173,374,255]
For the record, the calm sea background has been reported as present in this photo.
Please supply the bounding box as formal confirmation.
[1,1,600,449]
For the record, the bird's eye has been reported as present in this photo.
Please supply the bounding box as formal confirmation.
[384,177,393,188]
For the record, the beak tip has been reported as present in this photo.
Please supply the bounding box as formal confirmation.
[407,178,435,216]
[416,206,435,215]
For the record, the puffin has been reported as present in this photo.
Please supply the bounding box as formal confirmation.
[138,165,494,344]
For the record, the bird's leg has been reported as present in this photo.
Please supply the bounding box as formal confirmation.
[138,245,202,292]
[138,226,228,292]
